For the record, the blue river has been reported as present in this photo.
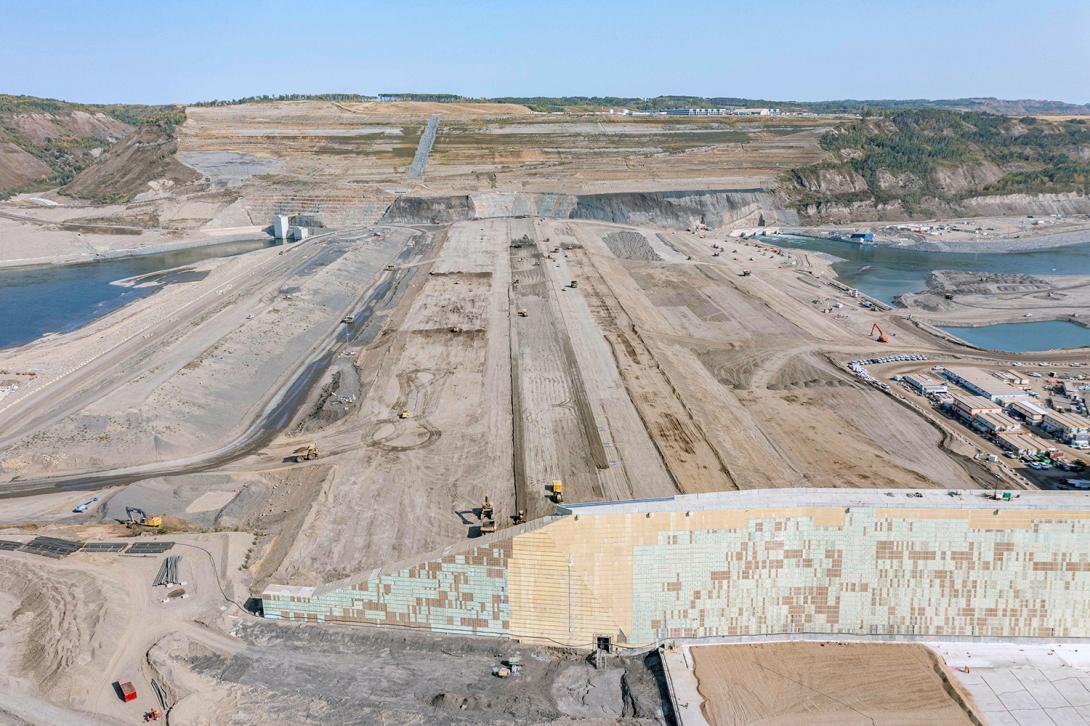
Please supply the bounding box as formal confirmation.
[769,234,1090,352]
[0,239,276,349]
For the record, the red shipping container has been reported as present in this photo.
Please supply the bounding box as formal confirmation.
[118,681,137,702]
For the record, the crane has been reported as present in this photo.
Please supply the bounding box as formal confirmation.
[870,323,889,343]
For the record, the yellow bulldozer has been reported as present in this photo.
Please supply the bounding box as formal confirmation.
[551,480,565,503]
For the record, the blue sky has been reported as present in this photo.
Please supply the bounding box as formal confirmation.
[2,0,1088,104]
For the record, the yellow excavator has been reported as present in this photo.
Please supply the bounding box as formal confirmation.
[125,506,162,529]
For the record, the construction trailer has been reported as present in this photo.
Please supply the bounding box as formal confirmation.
[995,432,1057,456]
[1008,398,1049,423]
[903,374,947,395]
[949,392,1001,421]
[944,366,1030,404]
[1041,410,1090,443]
[973,411,1022,435]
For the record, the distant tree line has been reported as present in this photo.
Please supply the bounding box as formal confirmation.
[190,93,376,107]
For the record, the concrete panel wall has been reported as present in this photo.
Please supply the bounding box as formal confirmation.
[262,495,1090,648]
[262,540,510,636]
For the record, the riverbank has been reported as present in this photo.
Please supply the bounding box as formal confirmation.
[897,270,1090,352]
[0,226,271,270]
[788,214,1090,254]
[0,237,279,349]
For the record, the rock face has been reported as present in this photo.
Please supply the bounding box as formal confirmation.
[382,189,798,229]
[783,109,1090,223]
[381,193,474,224]
[63,122,200,203]
[0,109,134,196]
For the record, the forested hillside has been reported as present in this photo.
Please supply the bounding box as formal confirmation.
[783,110,1090,220]
[0,95,182,198]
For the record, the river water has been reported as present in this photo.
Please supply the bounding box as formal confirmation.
[942,321,1090,353]
[770,234,1090,304]
[0,239,276,349]
[768,234,1090,352]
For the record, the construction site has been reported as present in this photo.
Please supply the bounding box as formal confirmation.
[3,98,1090,725]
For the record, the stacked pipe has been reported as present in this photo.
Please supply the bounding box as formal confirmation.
[152,555,181,586]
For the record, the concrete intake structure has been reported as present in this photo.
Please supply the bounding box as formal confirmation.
[261,489,1090,648]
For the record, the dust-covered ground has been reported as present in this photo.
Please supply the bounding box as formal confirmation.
[0,536,671,725]
[158,620,670,725]
[690,642,978,726]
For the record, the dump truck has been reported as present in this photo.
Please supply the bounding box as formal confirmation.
[292,443,319,462]
[551,480,564,503]
[399,408,410,419]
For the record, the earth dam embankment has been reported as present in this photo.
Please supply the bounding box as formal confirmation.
[381,189,798,229]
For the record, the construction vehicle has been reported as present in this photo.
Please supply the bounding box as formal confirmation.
[385,264,395,271]
[512,510,526,524]
[479,518,497,535]
[740,269,752,277]
[73,496,98,513]
[551,480,565,503]
[291,443,319,462]
[144,709,162,722]
[517,309,528,318]
[512,277,520,285]
[342,314,355,324]
[569,280,578,289]
[399,408,410,419]
[125,507,162,529]
[450,325,463,333]
[870,322,889,343]
[480,496,494,520]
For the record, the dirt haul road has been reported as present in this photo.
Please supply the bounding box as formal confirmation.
[248,217,987,587]
[267,218,678,584]
[549,219,981,490]
[4,217,986,588]
[0,226,422,482]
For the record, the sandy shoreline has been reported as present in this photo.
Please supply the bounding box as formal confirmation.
[790,221,1090,254]
[0,228,273,271]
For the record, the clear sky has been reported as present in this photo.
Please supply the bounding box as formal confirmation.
[2,0,1088,105]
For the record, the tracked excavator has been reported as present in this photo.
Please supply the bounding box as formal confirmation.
[125,506,162,529]
[870,323,889,343]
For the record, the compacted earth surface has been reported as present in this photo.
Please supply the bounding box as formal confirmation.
[3,99,1089,723]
